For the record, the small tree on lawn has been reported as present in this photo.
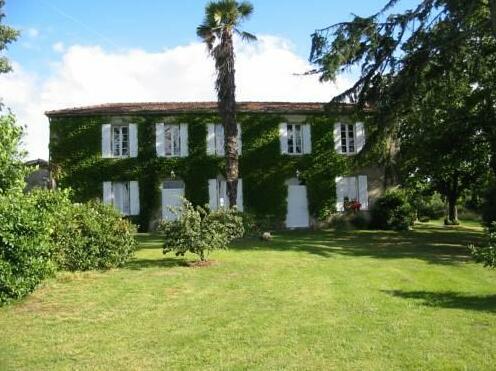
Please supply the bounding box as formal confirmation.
[159,201,244,262]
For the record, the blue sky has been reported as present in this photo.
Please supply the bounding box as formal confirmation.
[6,0,416,75]
[2,0,417,159]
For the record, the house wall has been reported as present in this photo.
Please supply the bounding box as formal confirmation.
[49,111,382,231]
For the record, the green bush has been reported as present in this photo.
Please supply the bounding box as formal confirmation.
[371,189,416,231]
[482,183,496,227]
[349,213,369,229]
[416,193,445,221]
[0,192,55,305]
[469,222,496,268]
[329,214,352,230]
[159,201,244,261]
[52,201,137,271]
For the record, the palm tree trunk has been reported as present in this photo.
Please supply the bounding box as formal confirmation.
[217,29,238,207]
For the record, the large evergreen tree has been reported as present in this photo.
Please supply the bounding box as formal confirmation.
[309,0,496,176]
[197,0,256,208]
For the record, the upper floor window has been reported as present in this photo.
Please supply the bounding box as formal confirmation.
[156,123,188,157]
[112,125,129,157]
[279,123,311,155]
[341,124,355,154]
[287,124,303,154]
[164,125,181,156]
[206,123,242,156]
[102,123,138,158]
[334,122,365,155]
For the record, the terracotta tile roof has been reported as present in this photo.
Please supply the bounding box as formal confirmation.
[45,101,360,117]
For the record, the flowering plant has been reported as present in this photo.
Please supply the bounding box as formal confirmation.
[344,197,361,213]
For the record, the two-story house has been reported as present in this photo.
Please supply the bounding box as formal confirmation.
[46,102,384,230]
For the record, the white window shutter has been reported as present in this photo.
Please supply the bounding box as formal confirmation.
[216,124,225,156]
[358,175,369,210]
[129,123,138,158]
[279,123,288,154]
[103,182,113,204]
[237,123,242,155]
[219,180,227,208]
[207,124,215,155]
[236,179,243,211]
[102,124,111,158]
[156,123,165,157]
[208,179,218,210]
[180,123,189,157]
[303,124,312,154]
[355,122,365,153]
[129,181,140,215]
[335,177,346,212]
[334,123,342,154]
[348,176,358,200]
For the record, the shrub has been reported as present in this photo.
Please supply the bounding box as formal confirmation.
[371,189,416,231]
[482,183,496,227]
[52,201,137,271]
[416,193,445,221]
[329,214,352,230]
[0,192,55,305]
[469,222,496,268]
[349,213,369,229]
[159,201,244,261]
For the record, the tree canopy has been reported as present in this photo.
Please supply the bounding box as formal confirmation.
[0,0,19,74]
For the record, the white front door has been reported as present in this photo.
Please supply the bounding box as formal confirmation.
[286,185,310,228]
[162,188,184,221]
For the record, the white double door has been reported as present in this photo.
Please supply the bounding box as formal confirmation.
[162,187,185,221]
[286,185,310,228]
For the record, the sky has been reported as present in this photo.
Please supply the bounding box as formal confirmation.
[1,0,417,160]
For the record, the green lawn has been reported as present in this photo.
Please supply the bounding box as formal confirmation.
[1,223,495,370]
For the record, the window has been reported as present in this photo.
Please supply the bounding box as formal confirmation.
[279,123,311,155]
[103,181,140,215]
[208,177,243,211]
[164,124,181,157]
[335,175,369,211]
[287,124,303,154]
[207,123,242,156]
[112,182,131,215]
[102,123,137,159]
[341,124,355,154]
[156,123,188,157]
[334,122,364,155]
[112,125,129,157]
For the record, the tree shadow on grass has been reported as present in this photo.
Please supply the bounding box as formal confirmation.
[125,257,188,270]
[231,226,484,266]
[383,290,496,313]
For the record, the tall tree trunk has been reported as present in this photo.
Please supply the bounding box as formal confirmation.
[445,173,459,224]
[447,193,458,224]
[216,29,238,208]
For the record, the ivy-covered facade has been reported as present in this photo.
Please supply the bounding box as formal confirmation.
[47,102,384,231]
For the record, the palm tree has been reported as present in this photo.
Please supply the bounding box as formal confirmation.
[197,0,256,208]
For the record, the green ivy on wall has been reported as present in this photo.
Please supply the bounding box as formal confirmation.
[50,111,368,231]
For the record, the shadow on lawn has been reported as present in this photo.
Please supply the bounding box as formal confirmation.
[384,290,496,313]
[125,257,187,270]
[232,225,483,266]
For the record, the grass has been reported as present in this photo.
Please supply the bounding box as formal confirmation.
[1,223,495,370]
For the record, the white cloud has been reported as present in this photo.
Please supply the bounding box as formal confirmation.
[52,42,65,53]
[26,28,39,38]
[0,35,350,160]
